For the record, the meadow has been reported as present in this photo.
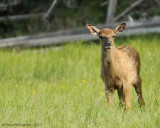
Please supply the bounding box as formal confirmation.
[0,35,160,128]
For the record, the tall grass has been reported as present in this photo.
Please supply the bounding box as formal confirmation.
[0,35,160,128]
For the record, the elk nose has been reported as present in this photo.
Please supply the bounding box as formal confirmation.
[104,42,112,49]
[106,42,112,46]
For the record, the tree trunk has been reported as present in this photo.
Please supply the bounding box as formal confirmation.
[106,0,117,24]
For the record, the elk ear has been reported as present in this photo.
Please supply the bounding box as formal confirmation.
[87,24,100,36]
[115,23,126,34]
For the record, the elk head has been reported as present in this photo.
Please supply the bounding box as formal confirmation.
[87,23,126,49]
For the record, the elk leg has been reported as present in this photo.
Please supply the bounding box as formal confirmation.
[105,87,114,107]
[134,75,145,106]
[123,82,131,109]
[117,87,125,107]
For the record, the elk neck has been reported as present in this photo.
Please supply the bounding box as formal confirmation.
[101,42,116,68]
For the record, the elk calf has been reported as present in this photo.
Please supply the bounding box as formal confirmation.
[87,23,145,109]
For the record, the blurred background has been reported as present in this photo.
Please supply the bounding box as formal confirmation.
[0,0,160,47]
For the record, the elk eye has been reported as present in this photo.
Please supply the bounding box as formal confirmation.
[99,35,103,39]
[113,36,115,38]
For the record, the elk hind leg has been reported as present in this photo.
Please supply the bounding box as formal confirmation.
[134,75,145,106]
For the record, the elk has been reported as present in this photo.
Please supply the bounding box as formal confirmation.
[87,23,145,109]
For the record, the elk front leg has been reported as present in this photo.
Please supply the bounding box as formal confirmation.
[105,87,114,107]
[123,81,131,109]
[117,87,125,107]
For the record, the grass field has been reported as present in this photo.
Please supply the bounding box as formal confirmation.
[0,35,160,128]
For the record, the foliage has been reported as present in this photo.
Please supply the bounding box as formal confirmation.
[0,0,160,38]
[0,35,160,127]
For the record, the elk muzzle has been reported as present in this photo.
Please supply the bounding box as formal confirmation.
[104,42,112,49]
[101,37,112,49]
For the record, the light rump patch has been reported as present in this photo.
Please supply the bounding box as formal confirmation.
[87,23,145,109]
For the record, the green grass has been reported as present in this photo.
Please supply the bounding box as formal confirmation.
[0,35,160,128]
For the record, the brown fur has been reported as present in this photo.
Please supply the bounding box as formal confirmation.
[87,23,145,109]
